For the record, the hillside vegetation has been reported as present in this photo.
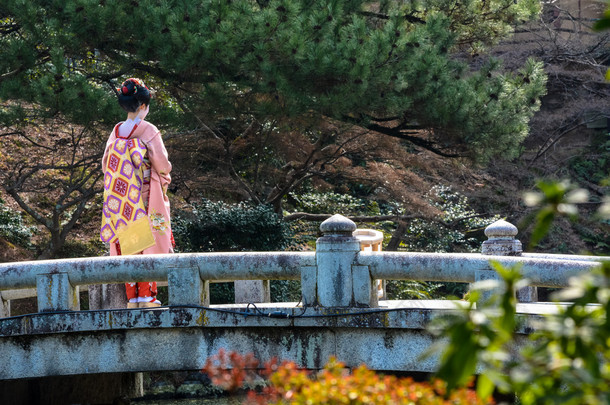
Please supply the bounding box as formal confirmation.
[0,0,608,261]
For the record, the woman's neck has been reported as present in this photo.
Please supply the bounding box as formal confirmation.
[126,112,139,121]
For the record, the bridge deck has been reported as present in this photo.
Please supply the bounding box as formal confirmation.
[0,300,559,380]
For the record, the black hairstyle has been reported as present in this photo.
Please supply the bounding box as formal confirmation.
[116,78,151,113]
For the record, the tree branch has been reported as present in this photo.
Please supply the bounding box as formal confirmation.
[283,212,423,222]
[364,122,463,158]
[359,11,425,25]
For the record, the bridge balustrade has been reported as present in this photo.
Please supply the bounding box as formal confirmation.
[0,214,607,317]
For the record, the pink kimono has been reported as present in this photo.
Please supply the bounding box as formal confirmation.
[102,120,173,300]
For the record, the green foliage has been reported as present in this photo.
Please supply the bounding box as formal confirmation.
[0,0,546,160]
[270,280,301,303]
[522,180,589,249]
[0,198,34,248]
[511,262,610,405]
[174,200,295,304]
[431,178,610,403]
[570,135,610,186]
[431,260,610,405]
[173,199,294,253]
[385,280,442,300]
[428,262,522,396]
[571,156,609,186]
[289,191,380,216]
[401,186,501,253]
[572,222,610,254]
[210,283,235,305]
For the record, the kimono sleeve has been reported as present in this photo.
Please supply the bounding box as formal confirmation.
[146,132,172,193]
[101,132,117,172]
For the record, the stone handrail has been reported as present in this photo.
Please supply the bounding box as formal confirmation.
[360,252,603,287]
[0,214,607,315]
[0,252,313,290]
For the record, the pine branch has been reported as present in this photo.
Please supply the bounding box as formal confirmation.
[173,95,223,141]
[362,122,464,158]
[338,114,463,158]
[359,11,425,25]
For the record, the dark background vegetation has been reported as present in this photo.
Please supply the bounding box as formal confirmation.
[0,1,608,303]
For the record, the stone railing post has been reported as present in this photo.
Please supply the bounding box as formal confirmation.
[481,219,537,302]
[36,272,80,312]
[353,229,385,300]
[168,266,210,306]
[0,292,9,318]
[89,284,127,310]
[234,280,270,304]
[88,250,128,310]
[313,214,376,307]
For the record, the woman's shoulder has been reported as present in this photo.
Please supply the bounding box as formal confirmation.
[106,123,120,143]
[137,121,161,142]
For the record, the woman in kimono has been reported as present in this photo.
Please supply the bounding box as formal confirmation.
[101,78,173,308]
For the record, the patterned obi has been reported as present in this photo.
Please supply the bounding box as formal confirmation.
[100,137,150,244]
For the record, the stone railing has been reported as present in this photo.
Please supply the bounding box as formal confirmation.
[0,214,607,316]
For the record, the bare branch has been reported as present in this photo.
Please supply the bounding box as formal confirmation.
[283,212,424,222]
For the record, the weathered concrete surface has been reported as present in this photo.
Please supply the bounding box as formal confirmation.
[316,233,361,307]
[481,219,537,302]
[360,252,602,287]
[89,283,128,310]
[0,245,605,315]
[0,293,8,318]
[0,372,143,405]
[0,251,313,290]
[234,280,270,304]
[36,272,79,312]
[0,301,550,380]
[481,219,523,256]
[523,253,610,262]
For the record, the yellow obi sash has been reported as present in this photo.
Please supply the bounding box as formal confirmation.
[100,136,153,254]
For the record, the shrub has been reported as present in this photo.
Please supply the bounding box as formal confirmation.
[385,186,500,299]
[401,186,500,254]
[173,199,294,253]
[270,280,301,303]
[173,200,296,303]
[201,350,492,405]
[289,191,380,216]
[385,280,442,300]
[0,198,35,248]
[431,178,610,402]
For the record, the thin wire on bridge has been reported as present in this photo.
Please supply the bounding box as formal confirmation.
[0,302,453,321]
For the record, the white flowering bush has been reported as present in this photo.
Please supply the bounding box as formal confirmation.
[0,198,34,249]
[401,186,501,253]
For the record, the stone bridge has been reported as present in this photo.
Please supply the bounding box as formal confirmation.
[0,214,607,403]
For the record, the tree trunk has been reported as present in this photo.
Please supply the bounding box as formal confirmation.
[37,229,64,260]
[386,222,408,251]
